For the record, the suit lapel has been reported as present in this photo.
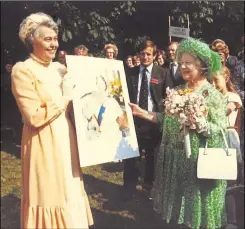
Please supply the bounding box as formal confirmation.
[169,63,180,83]
[150,65,160,106]
[169,62,176,81]
[175,65,181,79]
[131,65,162,106]
[150,65,158,85]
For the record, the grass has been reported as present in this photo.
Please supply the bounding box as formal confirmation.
[2,138,244,229]
[1,151,21,229]
[1,138,164,229]
[1,152,21,198]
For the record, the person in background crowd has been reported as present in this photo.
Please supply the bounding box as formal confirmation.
[153,59,158,66]
[212,66,244,229]
[167,41,185,86]
[1,61,22,146]
[125,55,134,68]
[156,49,168,68]
[123,40,173,201]
[57,50,67,66]
[133,55,141,66]
[236,35,245,162]
[210,39,239,82]
[104,43,118,60]
[74,44,89,56]
[1,62,14,91]
[237,35,244,60]
[1,62,14,115]
[129,38,228,229]
[233,35,244,92]
[1,62,14,109]
[11,12,93,228]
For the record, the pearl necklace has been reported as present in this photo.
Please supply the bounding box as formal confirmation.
[30,53,51,65]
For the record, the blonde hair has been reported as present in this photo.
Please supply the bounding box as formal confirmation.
[220,67,242,134]
[19,12,58,51]
[221,67,238,94]
[104,44,118,58]
[139,40,157,55]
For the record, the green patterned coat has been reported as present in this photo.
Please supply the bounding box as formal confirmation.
[152,83,228,229]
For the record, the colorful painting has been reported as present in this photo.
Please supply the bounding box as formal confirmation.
[66,55,139,167]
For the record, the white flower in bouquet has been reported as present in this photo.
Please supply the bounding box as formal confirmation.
[170,103,177,109]
[193,104,199,111]
[164,87,209,158]
[178,100,186,107]
[174,94,184,105]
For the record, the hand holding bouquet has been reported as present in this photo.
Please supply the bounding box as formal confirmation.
[164,87,209,157]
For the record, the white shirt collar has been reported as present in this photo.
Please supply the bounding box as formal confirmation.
[140,63,154,74]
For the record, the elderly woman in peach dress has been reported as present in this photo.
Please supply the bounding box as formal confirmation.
[11,12,93,229]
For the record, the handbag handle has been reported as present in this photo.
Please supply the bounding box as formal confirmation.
[204,127,231,156]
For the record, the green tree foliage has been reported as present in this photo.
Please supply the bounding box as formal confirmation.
[1,1,243,67]
[169,1,244,53]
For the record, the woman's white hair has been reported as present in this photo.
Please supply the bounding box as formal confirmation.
[19,12,58,50]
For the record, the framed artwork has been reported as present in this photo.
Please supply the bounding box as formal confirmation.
[66,55,140,167]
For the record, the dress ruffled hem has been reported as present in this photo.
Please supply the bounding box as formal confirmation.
[21,197,94,229]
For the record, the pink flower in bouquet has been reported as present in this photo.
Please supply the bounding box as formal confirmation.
[175,107,183,113]
[200,105,208,117]
[179,112,188,123]
[165,87,208,131]
[169,108,176,114]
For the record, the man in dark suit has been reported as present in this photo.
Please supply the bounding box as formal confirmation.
[123,40,173,200]
[167,41,186,87]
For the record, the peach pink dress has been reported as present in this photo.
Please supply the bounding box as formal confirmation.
[11,57,93,229]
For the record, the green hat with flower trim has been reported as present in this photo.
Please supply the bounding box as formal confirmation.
[176,38,222,81]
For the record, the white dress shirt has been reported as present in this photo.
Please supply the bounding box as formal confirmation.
[137,64,154,111]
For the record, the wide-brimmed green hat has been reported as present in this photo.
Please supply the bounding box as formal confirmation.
[176,38,222,80]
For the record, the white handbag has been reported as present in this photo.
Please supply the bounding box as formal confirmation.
[197,127,237,180]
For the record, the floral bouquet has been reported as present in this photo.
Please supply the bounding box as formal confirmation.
[108,77,125,107]
[109,77,130,137]
[165,87,209,157]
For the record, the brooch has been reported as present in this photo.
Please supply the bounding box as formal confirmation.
[202,89,209,98]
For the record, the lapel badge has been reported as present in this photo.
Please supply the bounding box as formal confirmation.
[151,78,159,84]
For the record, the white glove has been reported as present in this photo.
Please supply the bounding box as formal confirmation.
[62,73,75,100]
[196,117,209,136]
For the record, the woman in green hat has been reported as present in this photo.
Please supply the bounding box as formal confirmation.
[129,38,228,229]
